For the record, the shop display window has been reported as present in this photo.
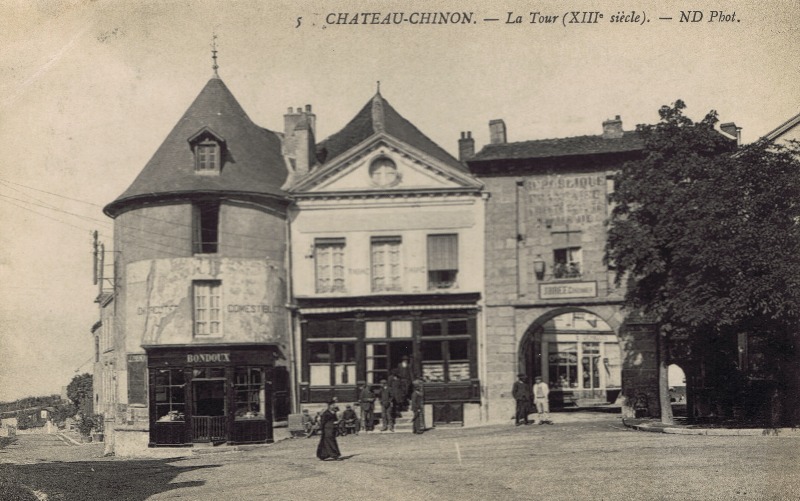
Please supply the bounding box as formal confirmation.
[234,367,265,420]
[308,342,356,386]
[548,343,578,389]
[154,369,186,421]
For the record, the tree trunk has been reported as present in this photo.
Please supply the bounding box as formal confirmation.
[658,331,674,425]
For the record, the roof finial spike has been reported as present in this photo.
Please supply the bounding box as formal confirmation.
[376,80,381,95]
[211,32,219,78]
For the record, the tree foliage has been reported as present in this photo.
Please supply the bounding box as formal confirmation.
[67,373,93,415]
[606,100,800,341]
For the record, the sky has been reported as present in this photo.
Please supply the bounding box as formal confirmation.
[0,0,797,402]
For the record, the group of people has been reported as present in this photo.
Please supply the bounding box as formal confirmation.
[512,373,553,426]
[310,356,426,461]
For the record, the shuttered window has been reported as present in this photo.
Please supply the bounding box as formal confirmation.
[427,234,458,289]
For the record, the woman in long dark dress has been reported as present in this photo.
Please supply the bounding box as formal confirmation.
[316,401,342,460]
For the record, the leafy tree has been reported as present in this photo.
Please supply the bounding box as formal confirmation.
[67,373,93,416]
[606,100,800,424]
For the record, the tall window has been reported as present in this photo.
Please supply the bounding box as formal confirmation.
[420,318,473,383]
[194,281,222,337]
[554,247,582,278]
[371,236,402,292]
[193,201,220,254]
[154,368,185,421]
[234,368,265,420]
[314,238,346,293]
[427,234,459,289]
[195,141,220,172]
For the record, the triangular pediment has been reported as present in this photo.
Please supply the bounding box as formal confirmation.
[292,135,481,194]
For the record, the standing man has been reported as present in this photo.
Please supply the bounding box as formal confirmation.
[533,376,552,425]
[411,379,425,434]
[359,383,376,432]
[512,373,532,425]
[379,378,395,432]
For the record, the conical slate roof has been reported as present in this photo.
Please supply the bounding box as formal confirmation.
[317,92,465,171]
[104,77,287,217]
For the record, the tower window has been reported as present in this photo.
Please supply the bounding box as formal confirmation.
[193,201,220,254]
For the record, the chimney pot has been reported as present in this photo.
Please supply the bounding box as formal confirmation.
[287,107,293,114]
[306,104,312,112]
[459,130,476,161]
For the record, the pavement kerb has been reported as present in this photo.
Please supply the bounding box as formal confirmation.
[56,432,83,446]
[622,419,800,437]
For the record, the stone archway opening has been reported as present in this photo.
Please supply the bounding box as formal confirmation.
[520,309,622,409]
[668,363,687,420]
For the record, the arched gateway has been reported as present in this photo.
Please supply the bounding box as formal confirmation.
[519,308,624,408]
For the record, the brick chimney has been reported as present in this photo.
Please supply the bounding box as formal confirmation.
[283,105,317,176]
[602,115,623,139]
[489,119,507,144]
[720,122,741,146]
[458,131,475,161]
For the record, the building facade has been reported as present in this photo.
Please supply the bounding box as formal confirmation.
[464,117,660,422]
[287,91,487,426]
[102,76,292,454]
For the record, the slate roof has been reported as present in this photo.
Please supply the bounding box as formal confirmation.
[471,130,644,162]
[105,78,288,217]
[316,92,465,171]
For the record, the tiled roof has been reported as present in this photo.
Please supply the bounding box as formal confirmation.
[105,78,288,217]
[470,131,644,162]
[317,92,465,171]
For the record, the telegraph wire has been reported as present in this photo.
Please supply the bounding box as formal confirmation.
[0,178,103,208]
[0,177,280,242]
[0,196,96,233]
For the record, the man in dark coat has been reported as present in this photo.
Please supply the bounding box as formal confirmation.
[512,373,533,426]
[379,378,395,432]
[411,380,425,434]
[316,401,342,460]
[359,384,376,432]
[389,371,406,414]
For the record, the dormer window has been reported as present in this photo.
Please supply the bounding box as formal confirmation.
[188,127,226,175]
[196,141,220,172]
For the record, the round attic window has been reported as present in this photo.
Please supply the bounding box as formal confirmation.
[369,157,400,187]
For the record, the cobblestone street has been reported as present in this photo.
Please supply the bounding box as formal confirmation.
[1,414,798,500]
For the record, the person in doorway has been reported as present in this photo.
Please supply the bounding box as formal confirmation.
[533,376,552,424]
[411,380,425,434]
[389,370,407,412]
[512,373,532,425]
[359,383,376,432]
[316,401,342,460]
[397,355,414,406]
[379,378,395,432]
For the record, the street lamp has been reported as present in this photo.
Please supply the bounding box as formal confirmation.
[533,258,546,281]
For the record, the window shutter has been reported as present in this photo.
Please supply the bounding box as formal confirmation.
[427,234,458,271]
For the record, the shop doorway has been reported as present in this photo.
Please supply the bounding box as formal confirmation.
[366,341,413,384]
[192,371,227,443]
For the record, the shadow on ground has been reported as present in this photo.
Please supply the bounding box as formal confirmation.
[0,458,220,501]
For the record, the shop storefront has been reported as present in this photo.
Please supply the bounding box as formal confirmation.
[145,345,284,447]
[296,294,481,425]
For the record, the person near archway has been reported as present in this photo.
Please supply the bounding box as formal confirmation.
[533,376,553,425]
[512,373,532,425]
